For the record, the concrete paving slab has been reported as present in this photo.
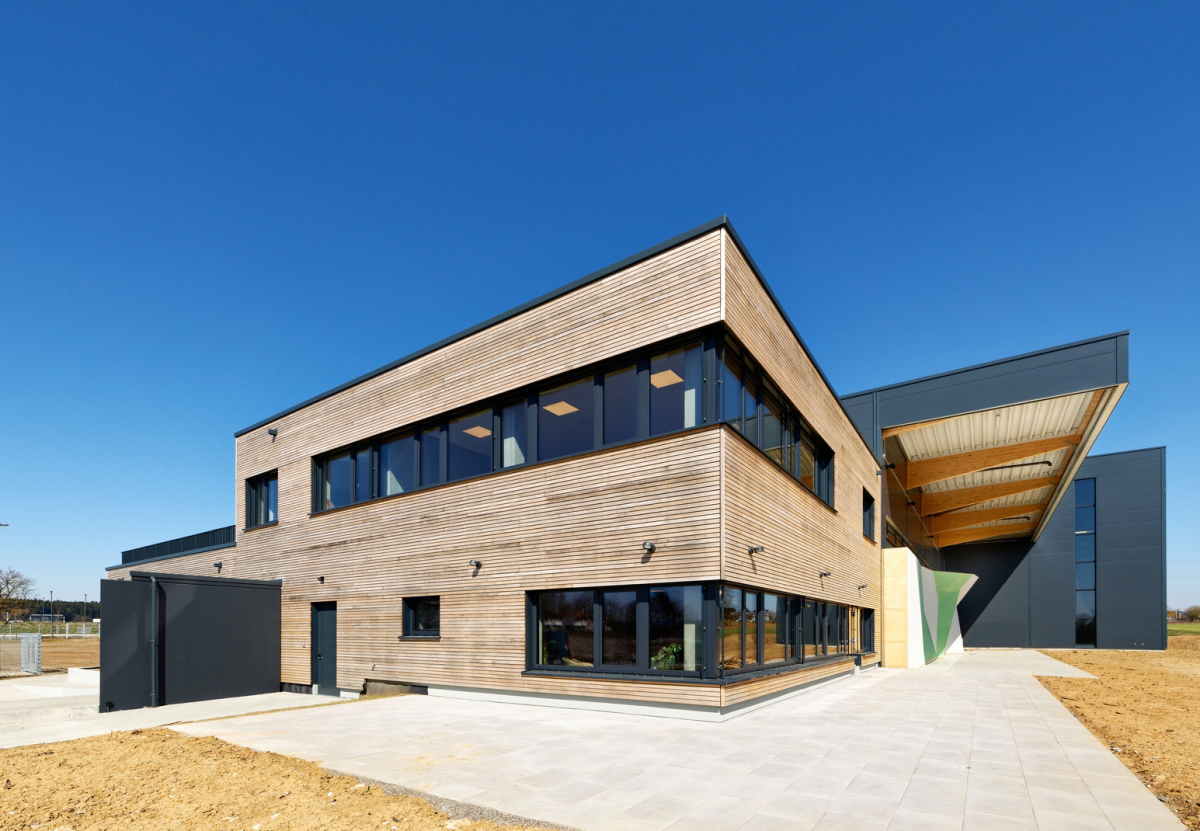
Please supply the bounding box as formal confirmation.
[169,652,1180,831]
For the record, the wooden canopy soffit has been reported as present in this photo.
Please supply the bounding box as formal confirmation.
[936,521,1038,548]
[905,435,1075,489]
[920,477,1059,516]
[930,503,1047,535]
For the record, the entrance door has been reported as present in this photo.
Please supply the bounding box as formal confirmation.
[311,602,338,696]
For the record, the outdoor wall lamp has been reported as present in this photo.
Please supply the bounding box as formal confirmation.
[213,561,223,574]
[468,559,483,569]
[748,546,765,554]
[641,542,656,553]
[267,428,279,438]
[819,571,832,578]
[318,576,325,584]
[858,584,868,590]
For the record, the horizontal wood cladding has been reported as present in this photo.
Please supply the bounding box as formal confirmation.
[720,654,864,707]
[233,230,723,528]
[722,429,881,609]
[114,430,723,696]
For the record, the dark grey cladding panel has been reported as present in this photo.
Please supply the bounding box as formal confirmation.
[1082,448,1167,650]
[943,541,1030,647]
[841,332,1128,430]
[840,394,879,459]
[1030,478,1082,648]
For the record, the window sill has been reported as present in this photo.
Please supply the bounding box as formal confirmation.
[522,652,866,686]
[397,635,440,641]
[243,521,278,532]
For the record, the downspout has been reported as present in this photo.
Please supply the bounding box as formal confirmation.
[149,576,158,708]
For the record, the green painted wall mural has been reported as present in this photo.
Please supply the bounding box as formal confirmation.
[917,566,978,663]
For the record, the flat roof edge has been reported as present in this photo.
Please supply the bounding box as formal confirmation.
[840,330,1131,400]
[235,216,730,437]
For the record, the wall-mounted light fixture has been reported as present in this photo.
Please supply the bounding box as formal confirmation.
[213,561,223,574]
[747,545,765,554]
[267,428,279,438]
[886,463,896,470]
[317,576,325,584]
[858,584,868,590]
[641,542,656,554]
[819,571,832,578]
[876,470,882,476]
[468,559,483,569]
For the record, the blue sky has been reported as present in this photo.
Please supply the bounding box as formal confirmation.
[1,3,1196,606]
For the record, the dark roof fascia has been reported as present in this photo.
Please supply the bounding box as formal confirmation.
[106,540,236,572]
[840,331,1130,400]
[128,570,282,589]
[1077,445,1166,460]
[235,216,730,438]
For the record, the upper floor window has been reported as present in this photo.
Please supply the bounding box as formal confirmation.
[246,471,278,528]
[863,490,875,540]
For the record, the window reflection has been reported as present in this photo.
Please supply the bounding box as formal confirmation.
[743,375,759,446]
[649,586,702,671]
[500,401,527,467]
[744,592,758,665]
[539,590,594,666]
[539,377,594,460]
[762,393,784,466]
[721,587,742,669]
[603,365,637,445]
[722,352,744,431]
[354,448,372,502]
[449,409,492,481]
[601,591,637,666]
[650,343,702,436]
[379,435,415,496]
[324,453,352,510]
[763,594,787,663]
[420,427,442,486]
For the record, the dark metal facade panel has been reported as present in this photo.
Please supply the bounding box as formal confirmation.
[1084,448,1167,650]
[840,332,1128,441]
[118,525,236,567]
[943,446,1167,650]
[98,579,154,711]
[943,540,1031,647]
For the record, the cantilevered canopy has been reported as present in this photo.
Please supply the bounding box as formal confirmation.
[885,387,1119,547]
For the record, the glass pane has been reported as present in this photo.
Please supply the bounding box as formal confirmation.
[650,343,702,436]
[539,377,595,460]
[721,587,742,670]
[1075,478,1096,507]
[744,592,758,666]
[538,590,594,666]
[743,375,759,446]
[420,426,442,486]
[501,401,527,467]
[379,435,415,496]
[722,351,744,430]
[603,365,637,445]
[1075,534,1096,563]
[449,409,492,481]
[601,591,637,666]
[266,477,277,523]
[762,594,787,664]
[1076,591,1096,646]
[649,585,703,671]
[799,441,816,491]
[803,600,816,658]
[762,395,784,466]
[323,453,353,510]
[1076,562,1096,591]
[412,597,439,632]
[354,448,372,502]
[1075,506,1095,534]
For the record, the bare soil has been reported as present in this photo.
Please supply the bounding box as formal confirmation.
[0,728,551,831]
[1039,635,1200,829]
[41,638,99,672]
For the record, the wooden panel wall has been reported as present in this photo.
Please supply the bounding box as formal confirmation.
[720,232,882,607]
[111,429,723,701]
[234,230,723,532]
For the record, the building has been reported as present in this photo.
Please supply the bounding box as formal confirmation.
[105,218,1167,717]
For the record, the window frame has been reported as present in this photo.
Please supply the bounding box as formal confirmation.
[245,470,279,529]
[863,489,876,540]
[402,595,441,638]
[1074,478,1098,647]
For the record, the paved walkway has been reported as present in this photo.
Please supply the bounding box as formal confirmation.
[173,651,1181,831]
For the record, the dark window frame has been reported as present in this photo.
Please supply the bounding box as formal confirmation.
[1074,478,1097,647]
[863,489,876,540]
[245,470,279,529]
[402,595,441,638]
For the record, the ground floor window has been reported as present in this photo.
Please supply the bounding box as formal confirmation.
[529,582,871,679]
[403,596,440,637]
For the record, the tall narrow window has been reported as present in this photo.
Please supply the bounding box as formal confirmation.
[744,592,759,666]
[1075,478,1097,646]
[500,400,527,468]
[863,490,876,539]
[762,390,785,466]
[743,374,760,446]
[802,599,817,658]
[602,365,638,445]
[721,587,743,669]
[538,590,594,666]
[649,343,702,436]
[379,434,415,496]
[538,377,595,460]
[762,594,787,664]
[323,452,353,510]
[649,585,702,671]
[448,409,492,481]
[419,426,442,487]
[721,351,744,431]
[601,591,637,666]
[246,471,278,528]
[354,447,373,502]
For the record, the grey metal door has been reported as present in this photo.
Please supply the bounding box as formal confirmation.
[311,602,338,696]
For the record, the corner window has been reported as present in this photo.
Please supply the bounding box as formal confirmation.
[246,471,278,528]
[403,596,440,637]
[648,585,702,671]
[649,343,701,436]
[863,490,876,540]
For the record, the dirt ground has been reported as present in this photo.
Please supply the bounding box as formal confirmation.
[0,728,549,831]
[1040,635,1200,829]
[41,638,99,672]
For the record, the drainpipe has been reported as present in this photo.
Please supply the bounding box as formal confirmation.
[149,576,158,708]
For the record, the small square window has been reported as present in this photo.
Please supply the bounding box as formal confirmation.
[403,596,440,637]
[246,471,278,528]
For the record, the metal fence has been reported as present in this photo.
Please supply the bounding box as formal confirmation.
[0,634,42,675]
[1,622,100,638]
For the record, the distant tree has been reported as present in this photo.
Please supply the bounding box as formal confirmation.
[0,568,35,621]
[1186,605,1200,622]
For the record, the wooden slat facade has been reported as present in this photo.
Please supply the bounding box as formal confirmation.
[108,224,884,711]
